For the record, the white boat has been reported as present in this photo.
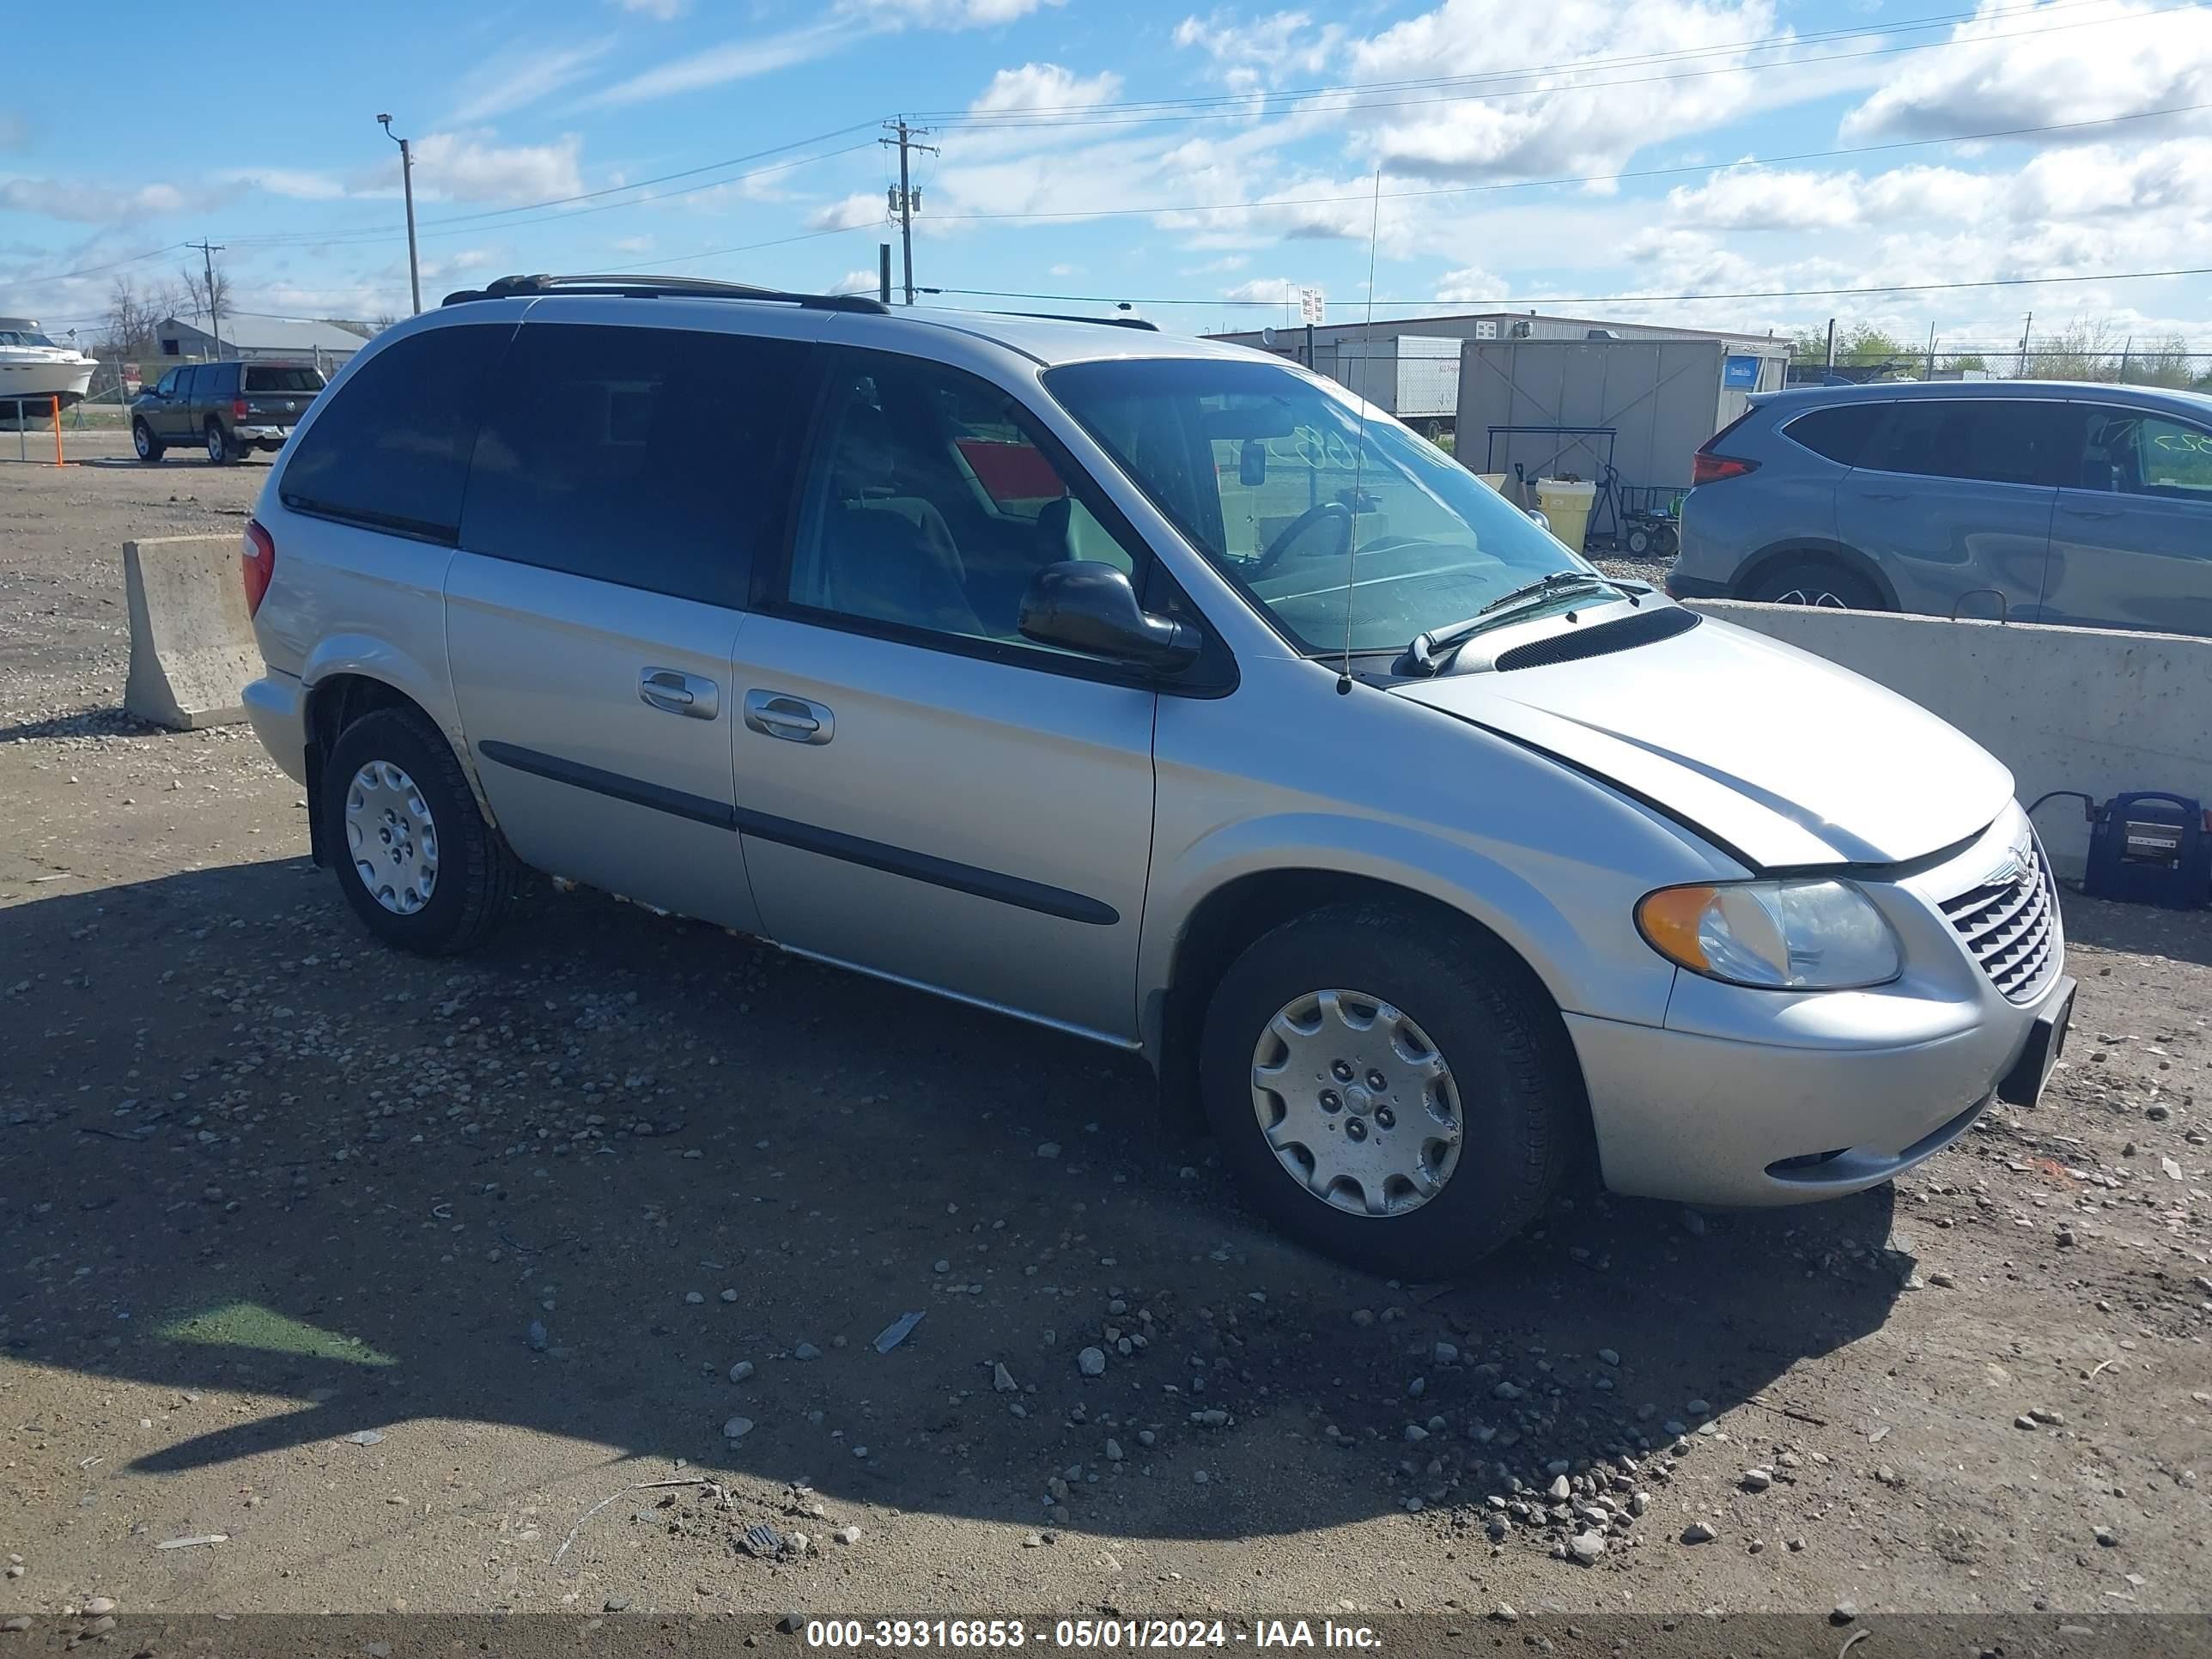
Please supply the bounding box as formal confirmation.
[0,316,97,410]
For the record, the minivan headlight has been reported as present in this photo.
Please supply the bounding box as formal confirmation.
[1636,879,1901,990]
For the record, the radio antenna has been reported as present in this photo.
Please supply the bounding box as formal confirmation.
[1338,166,1384,696]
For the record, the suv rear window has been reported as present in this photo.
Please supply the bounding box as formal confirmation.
[246,365,325,394]
[280,325,511,543]
[1784,403,1886,465]
[1856,398,2066,488]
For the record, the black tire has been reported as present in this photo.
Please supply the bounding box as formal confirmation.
[1746,558,1882,610]
[204,420,233,465]
[1625,525,1653,556]
[132,419,164,463]
[1198,902,1577,1276]
[324,706,521,955]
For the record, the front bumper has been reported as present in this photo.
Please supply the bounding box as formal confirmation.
[1570,803,2069,1206]
[241,669,308,785]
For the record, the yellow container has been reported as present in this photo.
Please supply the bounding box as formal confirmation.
[1534,478,1597,553]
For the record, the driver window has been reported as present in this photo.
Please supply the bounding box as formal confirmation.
[787,350,1146,649]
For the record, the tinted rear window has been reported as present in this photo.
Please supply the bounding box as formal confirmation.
[1784,403,1887,465]
[246,365,324,393]
[460,322,811,606]
[1858,398,2067,488]
[280,325,511,543]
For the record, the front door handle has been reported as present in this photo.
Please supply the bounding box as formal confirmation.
[1857,489,1911,501]
[640,667,720,720]
[2062,506,2122,520]
[744,690,835,745]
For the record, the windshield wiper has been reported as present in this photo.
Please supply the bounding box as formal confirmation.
[1404,571,1638,675]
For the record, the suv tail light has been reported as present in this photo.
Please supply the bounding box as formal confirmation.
[232,397,249,417]
[242,519,276,616]
[1692,451,1759,486]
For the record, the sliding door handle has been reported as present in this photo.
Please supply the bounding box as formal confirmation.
[744,690,836,744]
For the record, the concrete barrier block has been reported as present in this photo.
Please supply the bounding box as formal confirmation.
[1686,599,2212,878]
[124,534,257,731]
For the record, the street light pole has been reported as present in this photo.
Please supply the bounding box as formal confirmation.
[378,113,422,316]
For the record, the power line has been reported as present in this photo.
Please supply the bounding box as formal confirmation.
[922,264,2212,310]
[926,0,2185,131]
[3,243,190,293]
[921,0,2114,123]
[914,102,2212,225]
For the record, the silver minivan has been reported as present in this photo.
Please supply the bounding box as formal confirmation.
[239,275,2073,1273]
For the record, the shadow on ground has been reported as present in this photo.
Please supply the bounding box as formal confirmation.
[1,857,1906,1543]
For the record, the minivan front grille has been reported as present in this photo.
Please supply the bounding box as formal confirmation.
[1493,605,1699,672]
[1938,835,2062,1003]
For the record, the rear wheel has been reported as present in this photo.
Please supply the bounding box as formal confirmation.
[1747,558,1881,610]
[132,419,163,462]
[324,706,521,955]
[1198,903,1575,1275]
[204,420,232,465]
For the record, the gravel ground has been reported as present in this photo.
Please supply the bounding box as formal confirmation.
[2,435,2209,1626]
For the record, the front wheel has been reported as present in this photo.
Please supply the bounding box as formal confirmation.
[132,419,164,462]
[1198,903,1576,1275]
[324,706,521,955]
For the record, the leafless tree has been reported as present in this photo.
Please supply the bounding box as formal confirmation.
[100,276,167,357]
[178,258,234,339]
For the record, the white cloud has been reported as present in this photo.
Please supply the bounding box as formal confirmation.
[0,176,199,224]
[969,63,1123,116]
[1348,0,1781,182]
[1435,264,1507,303]
[406,130,586,204]
[449,39,616,123]
[218,167,349,201]
[581,24,849,107]
[807,191,890,232]
[611,234,655,254]
[1049,262,1083,276]
[831,266,886,296]
[1842,0,2212,143]
[613,0,688,16]
[847,0,1057,23]
[1223,276,1304,303]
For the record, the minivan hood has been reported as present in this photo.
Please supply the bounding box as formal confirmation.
[1390,611,2014,869]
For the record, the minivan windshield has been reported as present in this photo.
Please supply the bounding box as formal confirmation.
[1042,356,1594,654]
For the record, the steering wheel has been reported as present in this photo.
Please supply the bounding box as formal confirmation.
[1252,500,1352,576]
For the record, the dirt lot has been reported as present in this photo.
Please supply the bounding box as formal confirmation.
[2,434,2209,1632]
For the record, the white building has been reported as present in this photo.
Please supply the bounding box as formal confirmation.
[155,314,370,374]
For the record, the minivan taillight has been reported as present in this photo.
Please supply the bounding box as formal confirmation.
[242,519,276,616]
[232,397,249,418]
[1692,451,1759,486]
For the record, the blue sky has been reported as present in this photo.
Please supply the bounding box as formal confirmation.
[6,0,2211,356]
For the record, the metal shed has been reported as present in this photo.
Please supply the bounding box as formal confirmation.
[1455,337,1790,495]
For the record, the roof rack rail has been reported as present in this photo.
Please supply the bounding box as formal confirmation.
[441,273,889,314]
[991,310,1159,332]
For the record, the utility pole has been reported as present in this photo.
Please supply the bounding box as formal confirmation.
[2119,334,2133,384]
[187,239,226,358]
[881,119,937,306]
[378,114,422,315]
[2018,311,2033,379]
[878,244,892,307]
[1926,323,1937,380]
[1823,318,1836,372]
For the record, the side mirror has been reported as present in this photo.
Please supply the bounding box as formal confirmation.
[1526,507,1552,533]
[1018,561,1201,672]
[1238,441,1267,487]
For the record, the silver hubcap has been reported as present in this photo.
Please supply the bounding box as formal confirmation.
[1249,989,1464,1218]
[1773,586,1847,607]
[135,424,149,456]
[344,761,439,915]
[208,426,224,460]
